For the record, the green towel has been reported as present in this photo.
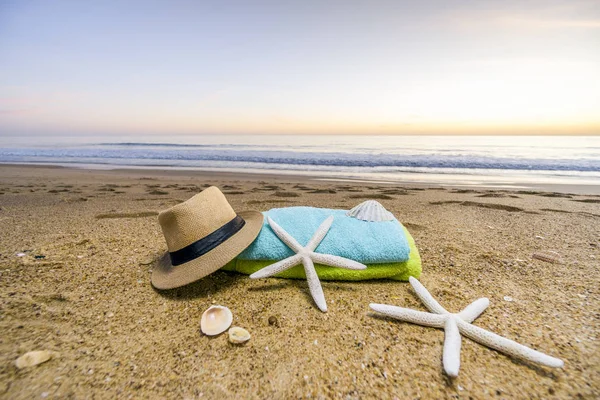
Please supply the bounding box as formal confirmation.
[222,226,421,281]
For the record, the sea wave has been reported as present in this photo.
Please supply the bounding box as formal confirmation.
[1,147,598,172]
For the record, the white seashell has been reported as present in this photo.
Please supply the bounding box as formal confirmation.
[346,200,394,222]
[228,326,251,344]
[15,350,53,369]
[200,305,233,336]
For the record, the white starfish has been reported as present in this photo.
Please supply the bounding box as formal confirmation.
[250,216,366,312]
[370,277,564,377]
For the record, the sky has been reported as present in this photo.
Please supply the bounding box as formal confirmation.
[0,0,599,136]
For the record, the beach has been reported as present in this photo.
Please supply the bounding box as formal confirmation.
[0,164,598,399]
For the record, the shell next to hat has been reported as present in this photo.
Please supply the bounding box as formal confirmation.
[151,186,263,289]
[346,200,395,222]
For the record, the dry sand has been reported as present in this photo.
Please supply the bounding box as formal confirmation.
[0,165,599,399]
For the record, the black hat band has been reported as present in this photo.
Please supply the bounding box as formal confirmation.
[169,215,246,266]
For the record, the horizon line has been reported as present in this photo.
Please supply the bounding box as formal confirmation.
[1,132,599,137]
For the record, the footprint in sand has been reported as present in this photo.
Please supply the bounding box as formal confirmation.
[95,211,158,219]
[272,191,300,197]
[308,189,337,194]
[378,189,410,195]
[349,193,394,200]
[430,200,524,212]
[247,199,296,205]
[476,193,508,198]
[571,199,600,204]
[223,191,245,195]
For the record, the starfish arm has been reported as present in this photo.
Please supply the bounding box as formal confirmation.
[369,304,447,328]
[302,256,327,312]
[409,277,449,315]
[305,216,334,251]
[455,318,564,368]
[267,216,303,252]
[310,252,367,270]
[443,316,462,377]
[249,255,302,279]
[457,298,490,323]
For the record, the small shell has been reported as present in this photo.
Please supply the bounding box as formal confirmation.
[15,351,53,369]
[346,200,394,222]
[532,251,562,264]
[200,305,233,336]
[228,326,251,344]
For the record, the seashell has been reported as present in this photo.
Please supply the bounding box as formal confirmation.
[228,326,251,344]
[346,200,394,222]
[532,251,562,264]
[200,305,233,336]
[15,350,53,369]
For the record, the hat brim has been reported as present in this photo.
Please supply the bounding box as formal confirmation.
[151,210,264,289]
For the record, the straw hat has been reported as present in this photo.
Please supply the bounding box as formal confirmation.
[152,186,263,289]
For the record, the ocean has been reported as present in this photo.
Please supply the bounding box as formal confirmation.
[1,135,599,190]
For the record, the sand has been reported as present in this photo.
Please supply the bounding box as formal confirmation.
[0,165,598,399]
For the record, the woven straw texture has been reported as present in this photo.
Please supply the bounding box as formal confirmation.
[152,187,263,289]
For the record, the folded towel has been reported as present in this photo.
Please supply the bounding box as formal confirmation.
[222,226,421,281]
[238,207,410,264]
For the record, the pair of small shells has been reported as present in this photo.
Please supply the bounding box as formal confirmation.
[200,305,250,344]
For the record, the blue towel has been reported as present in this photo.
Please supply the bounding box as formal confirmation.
[238,207,410,264]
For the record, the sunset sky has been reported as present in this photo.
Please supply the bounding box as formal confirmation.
[0,0,599,136]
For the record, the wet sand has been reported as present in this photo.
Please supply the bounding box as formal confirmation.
[0,165,598,399]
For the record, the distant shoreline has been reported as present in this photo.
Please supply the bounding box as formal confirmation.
[2,163,599,195]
